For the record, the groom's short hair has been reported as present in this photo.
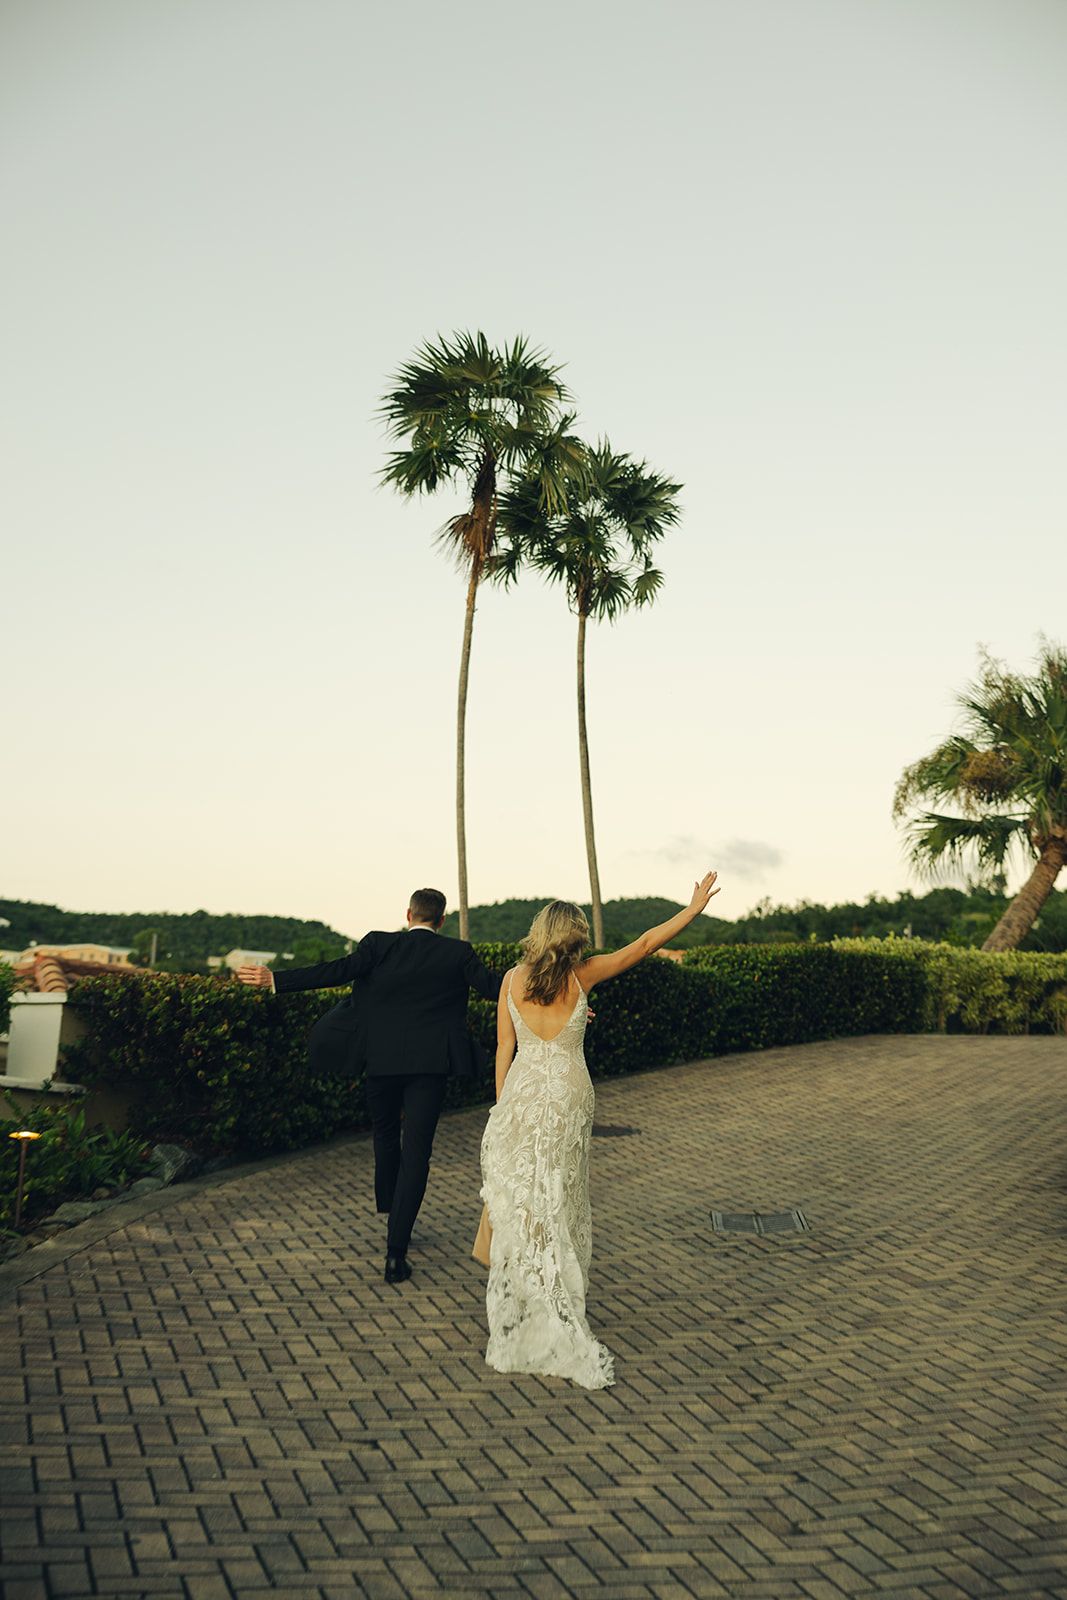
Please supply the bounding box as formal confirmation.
[409,888,446,925]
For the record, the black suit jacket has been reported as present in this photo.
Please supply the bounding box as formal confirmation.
[274,929,501,1078]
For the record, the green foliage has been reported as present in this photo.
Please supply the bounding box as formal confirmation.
[462,943,925,1090]
[833,938,1067,1035]
[129,927,165,966]
[0,900,353,967]
[442,901,555,942]
[54,939,1066,1180]
[894,641,1067,891]
[443,897,731,948]
[64,974,366,1156]
[687,886,1067,952]
[0,959,15,1034]
[444,943,523,1113]
[722,886,1000,947]
[379,331,579,515]
[0,1094,153,1228]
[445,888,1067,953]
[272,937,349,971]
[678,944,927,1051]
[494,440,680,623]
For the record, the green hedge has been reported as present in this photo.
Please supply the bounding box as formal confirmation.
[62,939,1066,1160]
[453,943,926,1083]
[64,974,365,1156]
[677,941,927,1048]
[63,945,521,1157]
[832,938,1067,1035]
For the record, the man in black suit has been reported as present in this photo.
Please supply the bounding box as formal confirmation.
[238,889,500,1284]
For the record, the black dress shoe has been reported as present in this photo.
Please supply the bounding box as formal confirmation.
[384,1252,411,1283]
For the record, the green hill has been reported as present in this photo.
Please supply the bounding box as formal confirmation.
[4,882,1064,970]
[0,899,354,973]
[441,896,732,949]
[442,887,1067,952]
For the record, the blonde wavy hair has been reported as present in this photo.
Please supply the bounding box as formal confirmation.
[519,901,591,1005]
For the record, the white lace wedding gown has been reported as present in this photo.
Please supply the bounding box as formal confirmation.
[480,976,615,1390]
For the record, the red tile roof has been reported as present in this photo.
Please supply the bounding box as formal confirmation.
[14,953,150,994]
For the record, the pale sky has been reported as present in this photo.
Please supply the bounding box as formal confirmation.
[3,0,1064,940]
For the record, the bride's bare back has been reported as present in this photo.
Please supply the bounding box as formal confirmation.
[509,966,584,1041]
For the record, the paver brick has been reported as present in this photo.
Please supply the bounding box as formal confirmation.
[2,1036,1067,1599]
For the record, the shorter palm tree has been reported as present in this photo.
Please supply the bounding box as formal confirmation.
[495,443,681,947]
[894,641,1067,951]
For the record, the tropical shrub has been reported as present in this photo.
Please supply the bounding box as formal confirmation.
[1,1093,153,1229]
[832,938,1067,1034]
[678,942,927,1049]
[894,642,1067,952]
[468,942,925,1080]
[59,940,1066,1166]
[0,960,15,1034]
[63,973,366,1156]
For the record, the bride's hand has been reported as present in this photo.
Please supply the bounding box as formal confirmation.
[687,871,719,914]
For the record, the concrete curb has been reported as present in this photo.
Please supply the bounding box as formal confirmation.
[0,1128,369,1300]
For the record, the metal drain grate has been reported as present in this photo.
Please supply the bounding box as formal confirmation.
[591,1124,640,1138]
[711,1209,809,1235]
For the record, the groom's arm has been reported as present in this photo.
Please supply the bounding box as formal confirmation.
[274,935,378,995]
[461,944,502,1002]
[237,935,380,995]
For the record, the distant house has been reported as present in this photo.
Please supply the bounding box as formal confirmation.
[7,942,134,967]
[223,948,290,970]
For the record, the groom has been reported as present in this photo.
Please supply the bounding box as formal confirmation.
[238,889,500,1284]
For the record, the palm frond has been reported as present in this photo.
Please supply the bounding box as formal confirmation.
[895,639,1067,880]
[379,332,571,497]
[494,433,681,619]
[495,473,551,543]
[630,563,665,608]
[486,536,524,591]
[498,416,589,510]
[379,438,468,496]
[905,810,1029,880]
[585,566,633,623]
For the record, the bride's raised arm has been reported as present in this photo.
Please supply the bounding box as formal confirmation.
[577,872,719,992]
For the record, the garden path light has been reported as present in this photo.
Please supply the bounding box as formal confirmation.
[9,1130,42,1227]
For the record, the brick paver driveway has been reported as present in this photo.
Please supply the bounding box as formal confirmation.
[2,1035,1066,1600]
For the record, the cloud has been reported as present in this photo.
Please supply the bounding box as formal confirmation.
[649,835,783,882]
[716,839,784,880]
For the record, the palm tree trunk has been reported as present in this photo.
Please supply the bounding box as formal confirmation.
[981,834,1067,951]
[576,611,605,949]
[451,452,497,944]
[455,566,479,942]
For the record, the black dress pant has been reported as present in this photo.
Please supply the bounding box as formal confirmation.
[365,1073,449,1254]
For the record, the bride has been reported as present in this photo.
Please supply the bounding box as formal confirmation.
[480,873,719,1390]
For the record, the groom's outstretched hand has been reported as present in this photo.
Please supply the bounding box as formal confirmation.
[237,964,272,988]
[688,872,720,915]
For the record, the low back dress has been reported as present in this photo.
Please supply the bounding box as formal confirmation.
[480,972,615,1390]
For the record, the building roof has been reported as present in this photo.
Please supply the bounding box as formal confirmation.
[13,952,150,994]
[14,942,133,961]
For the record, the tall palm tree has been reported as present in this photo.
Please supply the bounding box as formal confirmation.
[894,641,1067,951]
[380,332,583,938]
[495,443,682,947]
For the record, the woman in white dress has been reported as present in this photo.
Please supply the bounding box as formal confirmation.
[480,873,719,1390]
